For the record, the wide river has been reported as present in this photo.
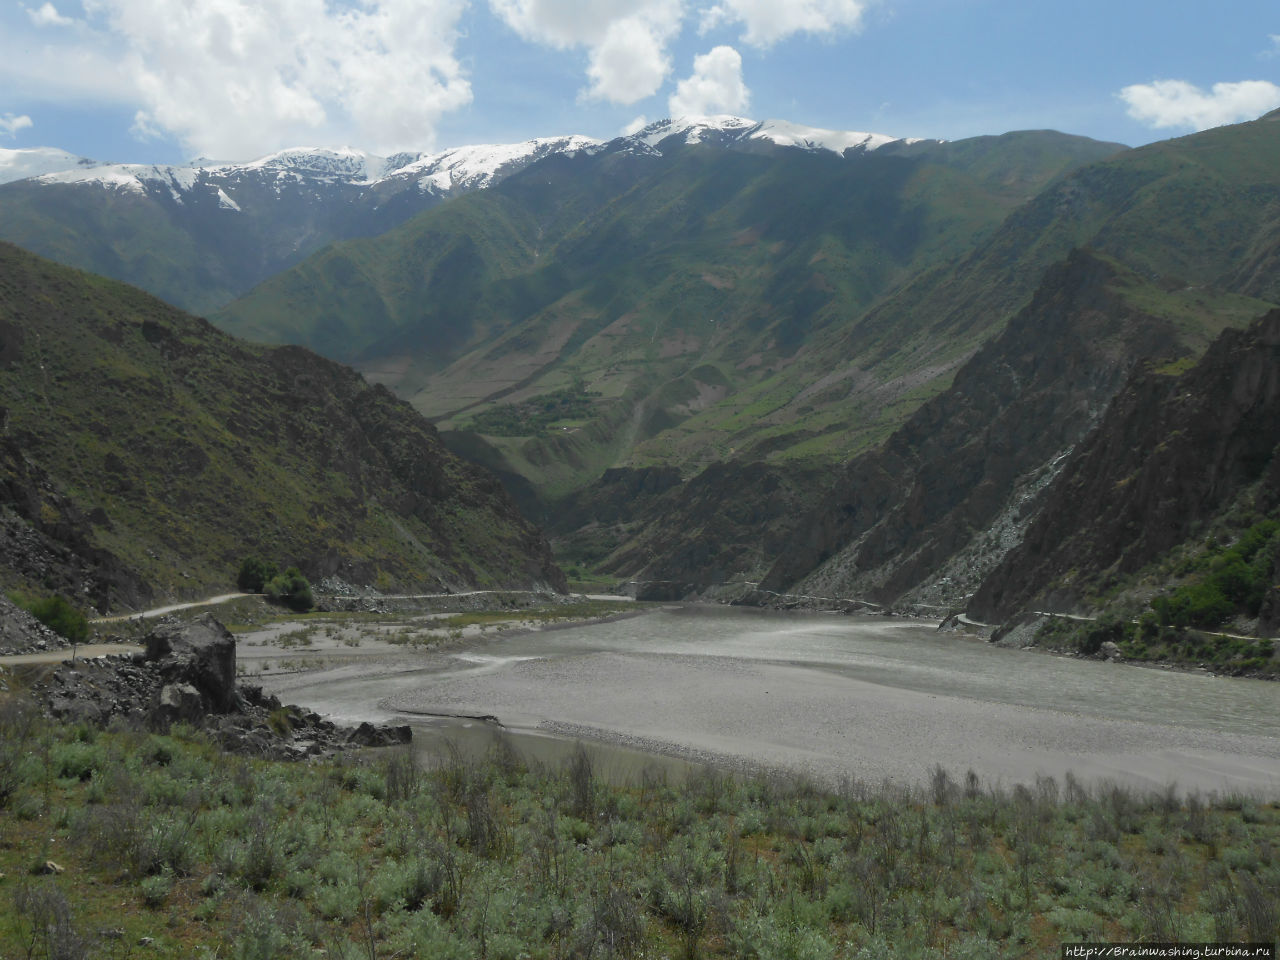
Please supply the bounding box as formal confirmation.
[254,605,1280,795]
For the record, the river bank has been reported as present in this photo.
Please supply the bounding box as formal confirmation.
[245,604,1280,797]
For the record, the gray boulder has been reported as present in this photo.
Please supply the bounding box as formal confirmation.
[157,682,204,723]
[145,614,242,712]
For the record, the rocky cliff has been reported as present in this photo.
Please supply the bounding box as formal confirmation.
[970,308,1280,622]
[753,251,1189,609]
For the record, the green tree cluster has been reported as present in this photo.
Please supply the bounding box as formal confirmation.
[263,567,313,612]
[1150,520,1280,629]
[236,557,279,593]
[468,382,598,437]
[236,557,313,612]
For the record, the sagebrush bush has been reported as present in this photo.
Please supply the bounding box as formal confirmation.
[1,709,1278,957]
[10,592,89,643]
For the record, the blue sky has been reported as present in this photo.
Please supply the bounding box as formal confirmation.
[1,0,1278,164]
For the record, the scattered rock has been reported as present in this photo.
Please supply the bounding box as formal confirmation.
[0,594,64,656]
[39,861,64,875]
[346,722,412,747]
[1100,640,1122,660]
[24,615,411,761]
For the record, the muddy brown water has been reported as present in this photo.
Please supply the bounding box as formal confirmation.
[248,605,1280,794]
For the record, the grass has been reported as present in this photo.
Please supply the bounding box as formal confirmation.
[0,693,1276,959]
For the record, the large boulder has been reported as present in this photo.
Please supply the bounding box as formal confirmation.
[145,614,242,713]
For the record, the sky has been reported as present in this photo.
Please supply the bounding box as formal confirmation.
[1,0,1278,165]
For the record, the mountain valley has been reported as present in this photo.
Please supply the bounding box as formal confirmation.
[3,111,1280,654]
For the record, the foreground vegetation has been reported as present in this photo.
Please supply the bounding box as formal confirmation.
[0,699,1276,959]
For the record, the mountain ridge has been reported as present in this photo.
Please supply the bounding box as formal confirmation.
[0,241,566,612]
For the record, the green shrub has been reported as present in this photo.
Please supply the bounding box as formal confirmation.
[264,568,313,612]
[1075,615,1134,655]
[236,557,279,593]
[139,869,174,907]
[11,593,89,643]
[1150,519,1280,628]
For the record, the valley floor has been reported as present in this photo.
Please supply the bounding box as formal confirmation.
[240,605,1280,798]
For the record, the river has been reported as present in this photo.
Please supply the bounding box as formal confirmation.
[250,605,1280,795]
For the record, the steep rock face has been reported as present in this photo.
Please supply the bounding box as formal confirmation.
[588,460,829,599]
[756,251,1184,606]
[970,309,1280,621]
[0,243,565,609]
[551,466,684,532]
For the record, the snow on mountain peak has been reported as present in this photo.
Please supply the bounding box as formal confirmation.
[752,119,901,154]
[6,117,924,201]
[632,115,757,148]
[232,147,391,183]
[626,115,909,155]
[389,134,602,193]
[0,147,97,186]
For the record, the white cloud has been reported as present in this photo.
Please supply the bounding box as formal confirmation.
[668,45,748,117]
[33,0,476,160]
[699,0,870,47]
[622,114,649,135]
[489,0,684,103]
[26,2,75,27]
[1119,79,1280,131]
[584,16,672,103]
[0,114,35,137]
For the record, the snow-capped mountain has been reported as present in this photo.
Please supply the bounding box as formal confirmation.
[3,117,917,195]
[0,116,929,315]
[14,136,604,201]
[625,115,926,155]
[0,147,98,185]
[0,134,610,313]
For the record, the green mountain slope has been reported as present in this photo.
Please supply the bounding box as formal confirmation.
[0,242,565,612]
[217,130,1124,496]
[746,113,1280,613]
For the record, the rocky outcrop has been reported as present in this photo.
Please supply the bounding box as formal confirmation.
[0,438,149,613]
[0,594,63,655]
[144,616,241,713]
[970,309,1280,621]
[589,461,829,599]
[27,614,411,760]
[755,251,1184,608]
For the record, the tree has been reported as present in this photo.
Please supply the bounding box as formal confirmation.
[264,567,313,612]
[236,557,279,593]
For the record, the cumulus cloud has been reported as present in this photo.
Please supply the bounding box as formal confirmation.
[488,0,683,103]
[53,0,474,160]
[0,114,35,137]
[1119,79,1280,131]
[699,0,870,47]
[26,2,76,27]
[668,45,748,117]
[622,114,649,135]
